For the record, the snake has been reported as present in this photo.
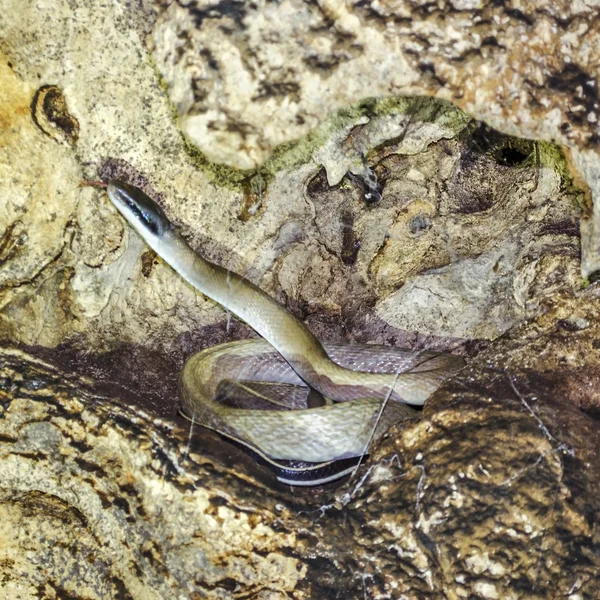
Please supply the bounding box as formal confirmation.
[104,180,464,485]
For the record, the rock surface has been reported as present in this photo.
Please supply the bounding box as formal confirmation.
[148,0,600,276]
[0,0,588,359]
[0,50,584,365]
[1,0,600,598]
[151,0,600,170]
[1,303,599,599]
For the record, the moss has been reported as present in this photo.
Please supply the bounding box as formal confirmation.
[536,142,588,213]
[141,78,584,218]
[168,96,463,191]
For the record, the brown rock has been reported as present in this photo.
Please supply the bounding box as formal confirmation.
[1,318,599,599]
[1,1,600,597]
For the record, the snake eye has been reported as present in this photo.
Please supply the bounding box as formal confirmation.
[107,180,170,236]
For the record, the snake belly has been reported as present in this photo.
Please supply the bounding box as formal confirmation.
[105,180,465,483]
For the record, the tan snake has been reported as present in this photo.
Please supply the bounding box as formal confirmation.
[105,180,464,484]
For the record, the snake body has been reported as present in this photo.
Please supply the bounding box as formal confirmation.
[106,180,464,484]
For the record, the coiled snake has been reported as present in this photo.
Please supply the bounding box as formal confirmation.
[105,180,464,485]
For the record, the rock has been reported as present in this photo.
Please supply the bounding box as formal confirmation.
[149,0,600,276]
[0,0,587,358]
[1,312,599,599]
[1,1,600,597]
[150,0,599,171]
[0,54,583,357]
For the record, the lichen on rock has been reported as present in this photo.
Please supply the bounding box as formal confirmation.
[1,0,600,597]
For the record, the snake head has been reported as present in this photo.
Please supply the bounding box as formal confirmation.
[107,180,171,238]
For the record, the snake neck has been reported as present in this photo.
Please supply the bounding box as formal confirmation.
[161,230,442,406]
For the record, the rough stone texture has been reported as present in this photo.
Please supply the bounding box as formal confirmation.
[150,0,599,169]
[0,46,584,365]
[0,0,587,368]
[149,0,600,276]
[0,348,310,599]
[1,1,600,598]
[1,304,599,599]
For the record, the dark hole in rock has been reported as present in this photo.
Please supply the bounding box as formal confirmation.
[588,270,600,285]
[496,146,531,166]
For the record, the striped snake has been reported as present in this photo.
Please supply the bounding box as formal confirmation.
[104,180,464,485]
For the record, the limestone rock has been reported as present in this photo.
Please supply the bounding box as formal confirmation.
[0,50,583,359]
[150,0,599,170]
[149,0,600,276]
[1,319,599,599]
[0,1,599,598]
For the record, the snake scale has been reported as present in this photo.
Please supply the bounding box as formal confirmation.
[104,180,464,485]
